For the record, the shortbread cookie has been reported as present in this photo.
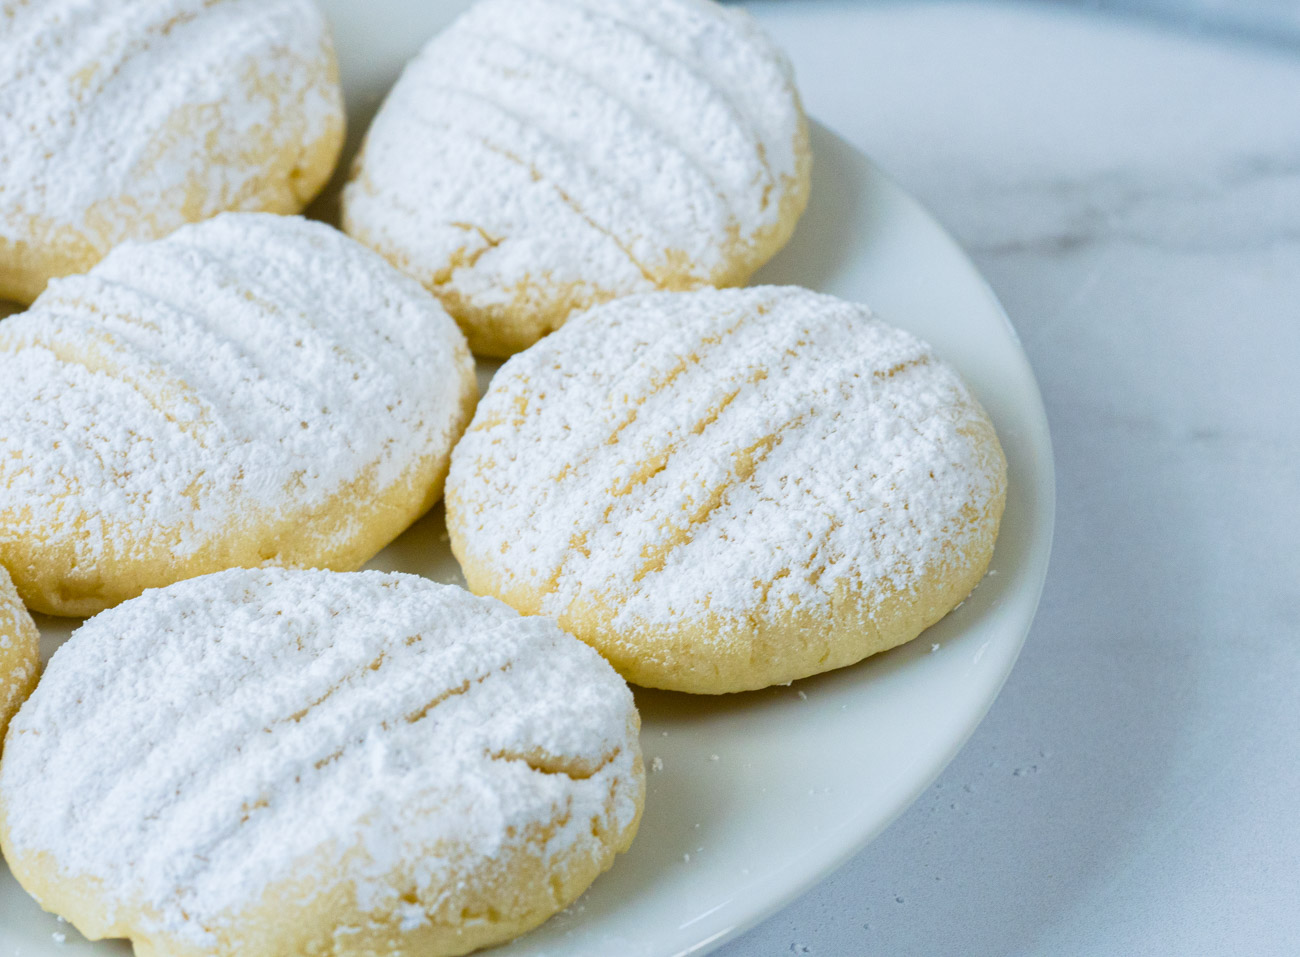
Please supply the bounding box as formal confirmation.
[0,568,644,957]
[0,213,476,617]
[342,0,811,357]
[447,287,1007,693]
[0,0,345,304]
[0,567,39,750]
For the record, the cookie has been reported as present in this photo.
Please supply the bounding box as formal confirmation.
[0,568,644,957]
[342,0,811,357]
[0,0,345,304]
[0,567,39,751]
[446,287,1007,693]
[0,213,476,617]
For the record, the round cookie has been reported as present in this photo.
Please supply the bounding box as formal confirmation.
[446,286,1007,694]
[0,566,39,751]
[342,0,811,357]
[0,568,644,957]
[0,0,345,305]
[0,213,477,617]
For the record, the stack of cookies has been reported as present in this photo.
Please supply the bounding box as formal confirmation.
[0,1,1006,955]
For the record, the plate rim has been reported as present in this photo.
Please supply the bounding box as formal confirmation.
[679,120,1058,956]
[0,102,1056,957]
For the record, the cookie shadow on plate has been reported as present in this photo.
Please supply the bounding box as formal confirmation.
[752,120,885,293]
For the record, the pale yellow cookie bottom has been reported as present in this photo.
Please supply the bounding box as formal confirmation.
[0,65,344,306]
[450,412,1006,695]
[3,375,477,619]
[455,500,1003,694]
[346,116,813,360]
[0,737,643,957]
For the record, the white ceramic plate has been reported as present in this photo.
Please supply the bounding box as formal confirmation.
[0,4,1055,955]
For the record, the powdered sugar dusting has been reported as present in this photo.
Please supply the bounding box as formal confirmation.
[0,568,642,944]
[0,0,342,285]
[0,213,473,582]
[0,566,39,739]
[343,0,805,321]
[448,286,1005,632]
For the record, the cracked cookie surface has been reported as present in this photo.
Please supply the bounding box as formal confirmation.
[446,286,1007,693]
[0,568,643,957]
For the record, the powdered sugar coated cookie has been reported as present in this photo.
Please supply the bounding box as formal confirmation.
[0,568,643,957]
[342,0,810,357]
[0,213,476,616]
[447,287,1007,693]
[0,0,344,303]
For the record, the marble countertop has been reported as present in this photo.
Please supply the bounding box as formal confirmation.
[722,2,1300,955]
